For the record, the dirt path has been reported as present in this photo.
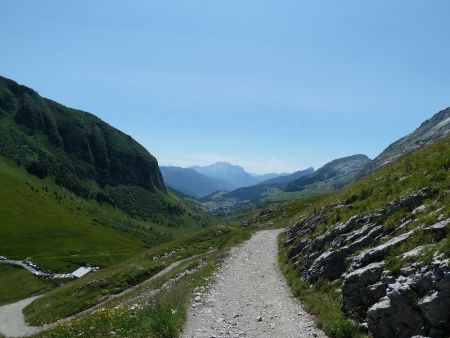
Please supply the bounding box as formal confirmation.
[182,229,327,338]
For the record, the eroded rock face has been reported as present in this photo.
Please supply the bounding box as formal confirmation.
[284,191,450,338]
[342,262,386,317]
[367,259,450,338]
[350,230,416,269]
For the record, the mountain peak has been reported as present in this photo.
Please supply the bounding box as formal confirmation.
[190,162,257,188]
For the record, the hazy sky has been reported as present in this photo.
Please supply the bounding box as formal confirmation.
[1,1,449,173]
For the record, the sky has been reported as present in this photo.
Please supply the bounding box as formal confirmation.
[1,1,450,173]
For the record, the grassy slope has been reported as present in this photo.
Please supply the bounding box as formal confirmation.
[24,225,251,326]
[0,265,52,306]
[0,157,145,272]
[0,157,212,273]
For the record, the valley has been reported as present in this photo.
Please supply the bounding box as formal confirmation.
[2,2,450,337]
[0,74,448,338]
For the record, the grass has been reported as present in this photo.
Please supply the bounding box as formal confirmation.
[24,225,251,326]
[33,227,251,338]
[278,234,364,338]
[0,265,53,305]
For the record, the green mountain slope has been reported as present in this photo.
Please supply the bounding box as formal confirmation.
[0,75,212,227]
[0,157,144,272]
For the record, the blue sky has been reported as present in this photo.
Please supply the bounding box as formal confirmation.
[1,1,449,173]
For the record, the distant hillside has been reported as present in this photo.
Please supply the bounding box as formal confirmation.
[161,166,234,198]
[209,167,315,202]
[191,162,258,188]
[285,154,371,193]
[359,107,450,177]
[258,167,314,186]
[252,172,287,183]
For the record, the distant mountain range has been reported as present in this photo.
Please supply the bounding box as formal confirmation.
[257,167,315,186]
[160,166,234,198]
[190,162,260,188]
[164,107,450,208]
[202,156,372,204]
[161,162,294,198]
[203,167,315,202]
[162,162,316,199]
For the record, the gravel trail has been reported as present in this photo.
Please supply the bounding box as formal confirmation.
[182,229,327,338]
[0,296,43,338]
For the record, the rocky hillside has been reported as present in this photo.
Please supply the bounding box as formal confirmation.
[359,107,450,177]
[282,138,449,337]
[160,166,234,198]
[285,154,371,193]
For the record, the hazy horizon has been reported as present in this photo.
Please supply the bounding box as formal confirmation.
[1,1,449,173]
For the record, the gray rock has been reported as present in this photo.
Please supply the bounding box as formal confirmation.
[306,247,351,282]
[367,261,450,338]
[367,287,426,338]
[412,205,426,215]
[424,218,449,232]
[342,262,386,316]
[351,230,415,268]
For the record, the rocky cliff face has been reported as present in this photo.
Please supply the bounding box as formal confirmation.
[360,107,450,177]
[282,138,450,337]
